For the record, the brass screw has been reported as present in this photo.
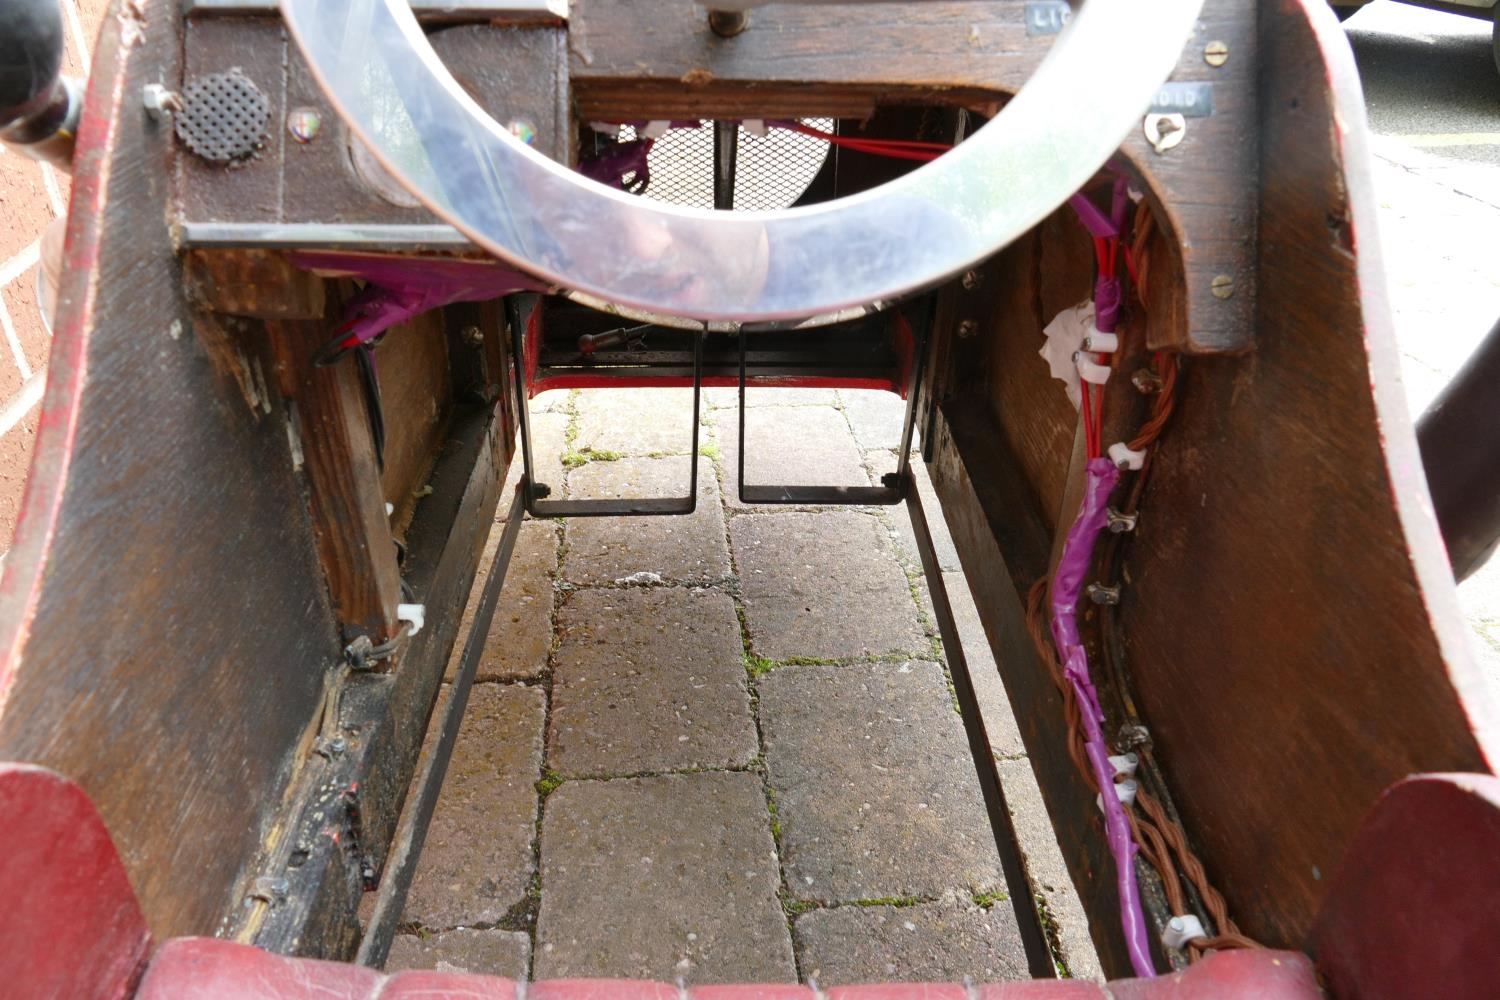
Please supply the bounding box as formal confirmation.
[1204,41,1229,68]
[958,319,979,339]
[1210,274,1234,299]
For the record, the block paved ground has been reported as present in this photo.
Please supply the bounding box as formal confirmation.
[382,387,1101,984]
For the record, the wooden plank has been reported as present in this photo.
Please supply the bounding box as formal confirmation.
[0,0,342,940]
[278,24,570,225]
[183,249,326,319]
[374,311,453,536]
[237,404,507,957]
[569,0,1029,121]
[1110,0,1498,949]
[269,317,403,646]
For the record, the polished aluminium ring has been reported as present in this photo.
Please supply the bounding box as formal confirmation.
[280,0,1203,323]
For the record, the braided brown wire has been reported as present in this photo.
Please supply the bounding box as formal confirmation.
[1022,344,1261,962]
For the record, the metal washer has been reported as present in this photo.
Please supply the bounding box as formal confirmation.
[175,70,269,163]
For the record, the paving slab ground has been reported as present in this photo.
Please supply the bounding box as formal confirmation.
[732,511,929,661]
[535,772,796,983]
[574,387,701,456]
[549,587,757,777]
[448,520,558,683]
[402,684,545,929]
[564,456,730,585]
[720,405,870,511]
[759,661,1005,904]
[390,391,1099,985]
[386,928,531,978]
[794,900,1025,985]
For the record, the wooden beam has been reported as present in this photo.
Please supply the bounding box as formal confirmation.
[269,318,403,647]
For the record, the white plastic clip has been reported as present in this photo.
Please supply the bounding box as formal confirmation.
[1108,752,1140,778]
[742,119,768,138]
[397,603,426,637]
[1096,778,1138,813]
[1108,442,1147,471]
[1161,914,1208,950]
[1082,329,1118,353]
[640,120,671,139]
[1075,353,1112,385]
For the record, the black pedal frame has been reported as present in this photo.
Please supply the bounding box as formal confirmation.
[511,302,704,517]
[736,319,925,506]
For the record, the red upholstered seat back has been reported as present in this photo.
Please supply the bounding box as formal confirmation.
[0,763,151,1000]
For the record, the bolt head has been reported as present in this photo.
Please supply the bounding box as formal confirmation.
[1210,274,1235,299]
[141,83,179,119]
[957,319,979,339]
[1204,41,1229,67]
[463,324,485,347]
[287,106,322,143]
[961,270,980,291]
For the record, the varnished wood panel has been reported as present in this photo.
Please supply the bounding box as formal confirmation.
[1116,0,1497,950]
[376,311,453,534]
[0,0,340,940]
[270,317,403,645]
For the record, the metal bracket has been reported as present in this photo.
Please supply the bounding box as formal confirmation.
[511,298,704,517]
[735,316,924,506]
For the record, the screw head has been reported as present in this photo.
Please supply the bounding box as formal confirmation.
[1204,40,1229,67]
[957,319,979,339]
[287,106,322,143]
[463,324,485,347]
[1143,112,1186,154]
[1210,274,1235,299]
[506,119,538,146]
[141,83,181,120]
[961,270,980,291]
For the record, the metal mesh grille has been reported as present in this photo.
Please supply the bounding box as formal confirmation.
[619,120,832,211]
[176,71,269,164]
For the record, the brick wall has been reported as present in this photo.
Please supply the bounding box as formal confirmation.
[0,0,108,553]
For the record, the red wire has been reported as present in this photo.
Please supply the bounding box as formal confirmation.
[780,121,949,161]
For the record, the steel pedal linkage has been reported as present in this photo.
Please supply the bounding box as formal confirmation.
[736,319,922,506]
[905,469,1057,979]
[357,486,527,968]
[511,298,705,517]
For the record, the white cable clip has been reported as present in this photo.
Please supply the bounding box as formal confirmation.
[1161,914,1208,951]
[397,603,426,637]
[1108,752,1139,778]
[1108,442,1146,471]
[640,120,671,139]
[1075,352,1112,385]
[742,119,768,138]
[1096,778,1138,813]
[1082,329,1118,354]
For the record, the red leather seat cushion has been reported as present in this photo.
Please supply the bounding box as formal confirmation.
[137,938,1318,1000]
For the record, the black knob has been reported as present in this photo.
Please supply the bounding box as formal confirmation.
[0,0,64,128]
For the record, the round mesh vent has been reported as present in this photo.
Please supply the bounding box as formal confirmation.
[620,120,832,212]
[175,70,269,164]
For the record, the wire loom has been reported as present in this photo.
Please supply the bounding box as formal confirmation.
[1025,201,1263,969]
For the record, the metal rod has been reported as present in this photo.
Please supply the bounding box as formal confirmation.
[356,486,528,968]
[513,298,704,517]
[905,470,1058,979]
[713,120,739,210]
[736,315,922,506]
